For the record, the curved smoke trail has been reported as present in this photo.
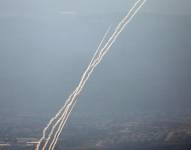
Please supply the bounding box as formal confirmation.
[36,26,111,150]
[36,0,146,149]
[48,1,146,149]
[42,26,112,150]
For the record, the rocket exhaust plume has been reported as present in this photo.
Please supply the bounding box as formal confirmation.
[36,23,112,150]
[36,0,146,149]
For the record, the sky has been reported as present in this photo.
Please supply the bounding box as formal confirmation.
[0,0,191,17]
[0,0,191,120]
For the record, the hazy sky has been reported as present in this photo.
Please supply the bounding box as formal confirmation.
[0,0,191,17]
[0,0,191,119]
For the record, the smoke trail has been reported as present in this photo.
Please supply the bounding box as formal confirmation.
[36,26,112,150]
[36,0,146,149]
[95,0,146,62]
[35,90,77,150]
[46,27,114,150]
[47,0,147,149]
[49,99,77,150]
[41,26,112,150]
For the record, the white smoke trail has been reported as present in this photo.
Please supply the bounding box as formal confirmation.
[49,99,77,150]
[35,90,77,150]
[36,26,112,150]
[36,0,146,149]
[47,27,114,150]
[42,26,112,150]
[91,0,147,68]
[47,0,147,149]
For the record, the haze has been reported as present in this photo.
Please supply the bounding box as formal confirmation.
[0,0,191,123]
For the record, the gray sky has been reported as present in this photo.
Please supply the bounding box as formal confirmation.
[0,0,191,17]
[0,0,191,119]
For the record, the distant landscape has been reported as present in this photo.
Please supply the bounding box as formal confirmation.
[0,109,191,150]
